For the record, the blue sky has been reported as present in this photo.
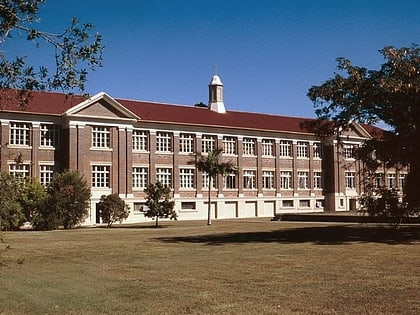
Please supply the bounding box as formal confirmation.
[7,0,420,118]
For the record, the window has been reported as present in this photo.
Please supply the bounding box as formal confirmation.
[91,165,110,188]
[375,173,384,188]
[156,168,172,187]
[299,200,310,207]
[313,143,322,158]
[314,171,323,189]
[224,173,237,189]
[280,171,292,189]
[202,135,216,153]
[180,168,194,189]
[40,165,54,186]
[40,124,60,148]
[133,202,148,213]
[223,136,236,155]
[92,126,110,148]
[9,163,30,179]
[202,172,216,189]
[282,200,294,207]
[343,145,355,159]
[345,171,355,189]
[132,130,148,151]
[243,170,256,189]
[298,171,309,189]
[297,142,308,158]
[9,122,30,146]
[399,173,406,190]
[179,133,194,153]
[279,140,292,157]
[243,138,256,155]
[262,139,274,156]
[262,171,274,189]
[133,167,148,189]
[387,173,396,189]
[156,132,172,152]
[181,202,196,211]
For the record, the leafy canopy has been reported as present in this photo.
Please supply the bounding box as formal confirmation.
[0,0,103,102]
[97,194,130,226]
[143,182,176,228]
[307,44,420,211]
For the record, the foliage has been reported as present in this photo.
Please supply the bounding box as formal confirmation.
[0,171,24,230]
[0,0,103,105]
[18,179,47,224]
[193,148,237,225]
[33,170,91,230]
[143,182,176,228]
[307,44,420,217]
[97,194,130,226]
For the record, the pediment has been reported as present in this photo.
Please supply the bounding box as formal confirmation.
[341,121,372,139]
[64,92,140,122]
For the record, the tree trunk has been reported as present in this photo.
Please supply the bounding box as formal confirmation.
[207,177,212,225]
[155,216,159,228]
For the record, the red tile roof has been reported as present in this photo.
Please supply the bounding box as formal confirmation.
[0,89,315,135]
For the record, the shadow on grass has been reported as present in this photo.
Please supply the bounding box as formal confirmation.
[156,225,420,245]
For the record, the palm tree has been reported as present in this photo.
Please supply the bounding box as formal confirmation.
[194,148,237,225]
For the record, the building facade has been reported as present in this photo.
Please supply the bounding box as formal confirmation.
[0,76,406,225]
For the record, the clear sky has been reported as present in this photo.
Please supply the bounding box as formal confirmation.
[7,0,420,118]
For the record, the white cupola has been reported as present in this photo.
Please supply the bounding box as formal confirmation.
[208,74,226,113]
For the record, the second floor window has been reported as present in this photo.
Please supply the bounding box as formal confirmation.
[179,134,194,153]
[92,126,110,148]
[279,140,292,157]
[297,142,308,158]
[9,122,30,146]
[40,124,60,148]
[243,138,256,156]
[262,139,274,156]
[202,135,216,153]
[132,130,148,151]
[156,132,172,152]
[223,136,237,155]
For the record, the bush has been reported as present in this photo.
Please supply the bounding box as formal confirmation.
[97,194,130,226]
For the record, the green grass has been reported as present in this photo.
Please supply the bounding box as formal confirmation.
[1,219,419,315]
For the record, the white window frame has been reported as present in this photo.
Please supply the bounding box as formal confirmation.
[243,138,256,156]
[262,139,274,156]
[92,126,110,149]
[223,136,237,155]
[243,170,256,189]
[132,130,148,152]
[296,142,308,158]
[223,173,237,189]
[132,167,148,189]
[9,122,30,146]
[201,135,216,153]
[387,173,396,189]
[40,164,54,186]
[202,172,217,189]
[280,171,292,189]
[156,132,172,153]
[279,140,292,157]
[343,145,355,159]
[313,171,323,189]
[156,167,172,187]
[91,165,110,188]
[180,168,195,189]
[345,171,356,189]
[9,163,30,179]
[40,124,60,148]
[398,173,406,190]
[297,171,309,189]
[262,170,275,189]
[179,133,194,154]
[313,143,322,158]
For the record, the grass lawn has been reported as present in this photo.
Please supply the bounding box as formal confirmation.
[1,219,419,315]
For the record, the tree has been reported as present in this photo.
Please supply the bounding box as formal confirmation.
[97,194,130,226]
[143,182,176,228]
[0,0,103,105]
[19,179,47,224]
[307,44,420,218]
[0,171,23,230]
[34,170,90,230]
[193,148,237,225]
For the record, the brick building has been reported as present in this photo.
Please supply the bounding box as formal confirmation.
[0,75,406,225]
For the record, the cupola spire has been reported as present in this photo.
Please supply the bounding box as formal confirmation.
[208,73,226,114]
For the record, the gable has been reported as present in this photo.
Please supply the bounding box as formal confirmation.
[64,92,140,122]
